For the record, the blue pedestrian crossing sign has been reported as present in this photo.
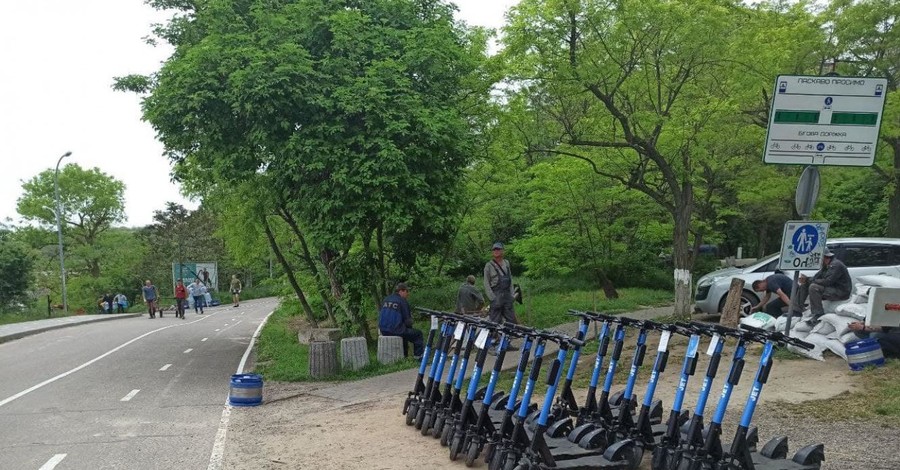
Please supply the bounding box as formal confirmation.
[779,221,829,271]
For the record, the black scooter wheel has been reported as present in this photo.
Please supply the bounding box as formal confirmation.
[405,406,415,426]
[502,452,518,470]
[465,441,480,467]
[414,405,427,429]
[432,414,445,438]
[450,434,464,461]
[440,422,453,446]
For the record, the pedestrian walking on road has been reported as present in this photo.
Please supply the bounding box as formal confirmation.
[142,280,159,318]
[114,293,127,313]
[230,275,242,308]
[190,279,206,314]
[174,279,187,319]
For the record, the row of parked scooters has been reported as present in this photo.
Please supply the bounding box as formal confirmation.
[402,309,826,470]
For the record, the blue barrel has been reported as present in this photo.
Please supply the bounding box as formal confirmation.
[229,374,263,406]
[846,338,885,371]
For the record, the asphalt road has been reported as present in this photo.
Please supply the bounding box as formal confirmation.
[0,297,278,470]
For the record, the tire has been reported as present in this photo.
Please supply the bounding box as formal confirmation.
[719,291,758,317]
[450,434,464,461]
[440,422,453,446]
[465,441,480,467]
[414,405,427,430]
[503,452,518,470]
[432,414,445,439]
[405,405,415,426]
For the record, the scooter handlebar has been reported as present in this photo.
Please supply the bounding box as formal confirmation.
[567,309,617,323]
[739,324,815,350]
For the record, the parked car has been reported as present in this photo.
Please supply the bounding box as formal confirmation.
[694,238,900,316]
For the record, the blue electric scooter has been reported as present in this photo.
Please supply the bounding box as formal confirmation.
[430,322,479,437]
[403,312,442,424]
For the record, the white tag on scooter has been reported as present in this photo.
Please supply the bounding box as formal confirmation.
[657,331,671,352]
[475,328,490,349]
[431,316,439,330]
[454,322,466,340]
[706,334,721,356]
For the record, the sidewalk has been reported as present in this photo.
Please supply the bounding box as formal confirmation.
[0,313,141,344]
[301,305,674,405]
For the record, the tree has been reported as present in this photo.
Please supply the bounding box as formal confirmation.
[502,0,825,318]
[0,231,34,309]
[826,0,900,236]
[116,0,492,339]
[16,164,125,278]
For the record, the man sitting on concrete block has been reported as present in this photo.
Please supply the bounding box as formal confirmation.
[378,282,424,359]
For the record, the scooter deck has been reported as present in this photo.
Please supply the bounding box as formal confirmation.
[748,453,822,470]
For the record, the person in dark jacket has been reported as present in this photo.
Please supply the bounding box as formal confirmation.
[751,273,794,318]
[848,322,900,358]
[792,248,852,319]
[456,275,484,314]
[378,283,424,358]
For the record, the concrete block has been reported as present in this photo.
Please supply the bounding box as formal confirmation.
[309,340,339,378]
[377,335,404,365]
[298,328,342,344]
[340,337,370,371]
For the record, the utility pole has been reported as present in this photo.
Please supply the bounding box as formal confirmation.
[54,151,72,315]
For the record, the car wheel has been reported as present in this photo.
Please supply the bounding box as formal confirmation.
[719,291,758,317]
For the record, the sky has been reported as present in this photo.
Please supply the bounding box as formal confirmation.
[0,0,518,228]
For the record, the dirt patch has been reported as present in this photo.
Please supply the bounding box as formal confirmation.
[222,339,894,470]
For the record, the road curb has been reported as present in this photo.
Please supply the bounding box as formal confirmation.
[0,313,143,344]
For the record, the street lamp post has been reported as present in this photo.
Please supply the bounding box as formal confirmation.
[54,151,72,315]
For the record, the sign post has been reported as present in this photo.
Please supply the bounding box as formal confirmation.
[764,75,887,167]
[780,220,830,334]
[764,74,886,335]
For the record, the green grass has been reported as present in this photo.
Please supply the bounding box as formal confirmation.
[254,300,421,382]
[256,281,673,383]
[0,307,65,326]
[777,359,900,422]
[413,281,673,330]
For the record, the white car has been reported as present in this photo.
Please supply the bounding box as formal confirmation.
[694,237,900,316]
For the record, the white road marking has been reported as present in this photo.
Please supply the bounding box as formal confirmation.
[120,389,140,402]
[0,313,216,409]
[215,329,220,332]
[202,338,208,342]
[39,454,67,470]
[208,310,275,470]
[159,364,172,371]
[184,348,193,354]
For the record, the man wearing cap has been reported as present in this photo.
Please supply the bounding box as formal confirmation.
[792,248,852,320]
[378,282,424,358]
[484,242,519,325]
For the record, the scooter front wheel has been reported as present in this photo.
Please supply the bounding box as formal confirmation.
[405,401,418,426]
[440,421,453,446]
[502,452,519,470]
[414,405,427,429]
[450,434,464,461]
[432,414,445,438]
[465,441,480,467]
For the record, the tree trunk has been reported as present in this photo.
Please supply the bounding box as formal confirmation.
[321,249,375,344]
[672,187,695,320]
[277,207,337,325]
[887,138,900,237]
[376,223,388,299]
[261,216,318,327]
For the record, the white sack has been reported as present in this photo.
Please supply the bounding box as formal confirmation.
[774,315,787,333]
[819,313,855,339]
[841,331,861,343]
[741,312,776,331]
[824,338,848,360]
[857,275,900,288]
[821,300,846,314]
[835,303,866,321]
[792,320,813,333]
[810,321,836,336]
[789,332,829,361]
[790,329,810,340]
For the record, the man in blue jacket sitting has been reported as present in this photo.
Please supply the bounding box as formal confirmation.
[378,282,424,359]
